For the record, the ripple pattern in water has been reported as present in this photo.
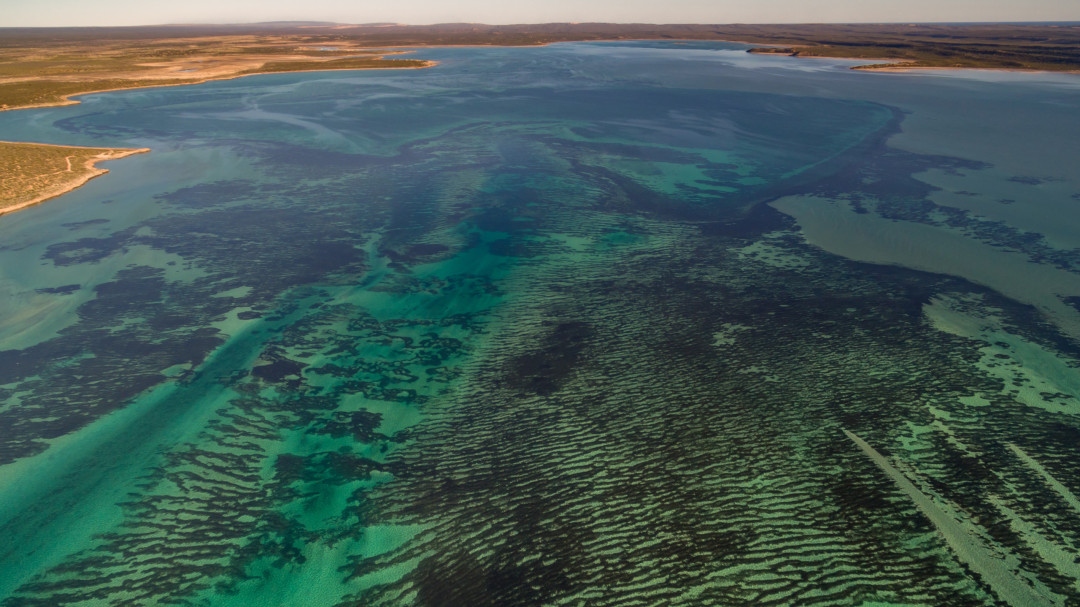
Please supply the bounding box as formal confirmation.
[1,43,1079,606]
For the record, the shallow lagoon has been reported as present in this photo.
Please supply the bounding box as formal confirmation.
[1,42,1080,605]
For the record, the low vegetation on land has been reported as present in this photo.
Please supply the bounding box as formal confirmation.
[0,32,433,111]
[0,142,147,215]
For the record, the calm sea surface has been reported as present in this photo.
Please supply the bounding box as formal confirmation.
[1,42,1080,605]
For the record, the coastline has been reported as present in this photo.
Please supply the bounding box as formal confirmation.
[397,40,1080,75]
[850,63,1080,74]
[0,57,435,218]
[4,37,1075,117]
[0,59,438,114]
[0,145,150,218]
[2,33,1076,219]
[746,45,1080,74]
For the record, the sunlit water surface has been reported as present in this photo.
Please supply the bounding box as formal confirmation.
[1,42,1080,606]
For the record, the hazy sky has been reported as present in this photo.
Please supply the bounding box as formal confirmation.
[3,0,1078,27]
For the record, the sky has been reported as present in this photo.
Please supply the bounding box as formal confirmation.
[2,0,1078,27]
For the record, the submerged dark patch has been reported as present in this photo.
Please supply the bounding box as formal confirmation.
[502,321,592,396]
[34,284,80,295]
[61,218,109,230]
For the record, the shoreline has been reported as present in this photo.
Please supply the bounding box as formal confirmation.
[1,37,1075,219]
[745,45,1080,74]
[851,63,1080,74]
[0,57,435,218]
[0,59,438,114]
[389,40,1080,76]
[0,145,150,218]
[3,38,1077,117]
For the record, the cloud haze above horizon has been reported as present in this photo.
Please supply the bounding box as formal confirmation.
[2,0,1078,27]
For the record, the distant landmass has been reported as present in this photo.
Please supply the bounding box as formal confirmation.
[1,22,1079,72]
[1,21,1077,212]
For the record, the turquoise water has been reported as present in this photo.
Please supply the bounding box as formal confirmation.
[1,42,1080,605]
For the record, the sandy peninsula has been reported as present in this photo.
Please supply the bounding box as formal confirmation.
[0,142,149,217]
[0,33,436,217]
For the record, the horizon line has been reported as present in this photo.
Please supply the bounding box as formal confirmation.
[2,20,1080,30]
